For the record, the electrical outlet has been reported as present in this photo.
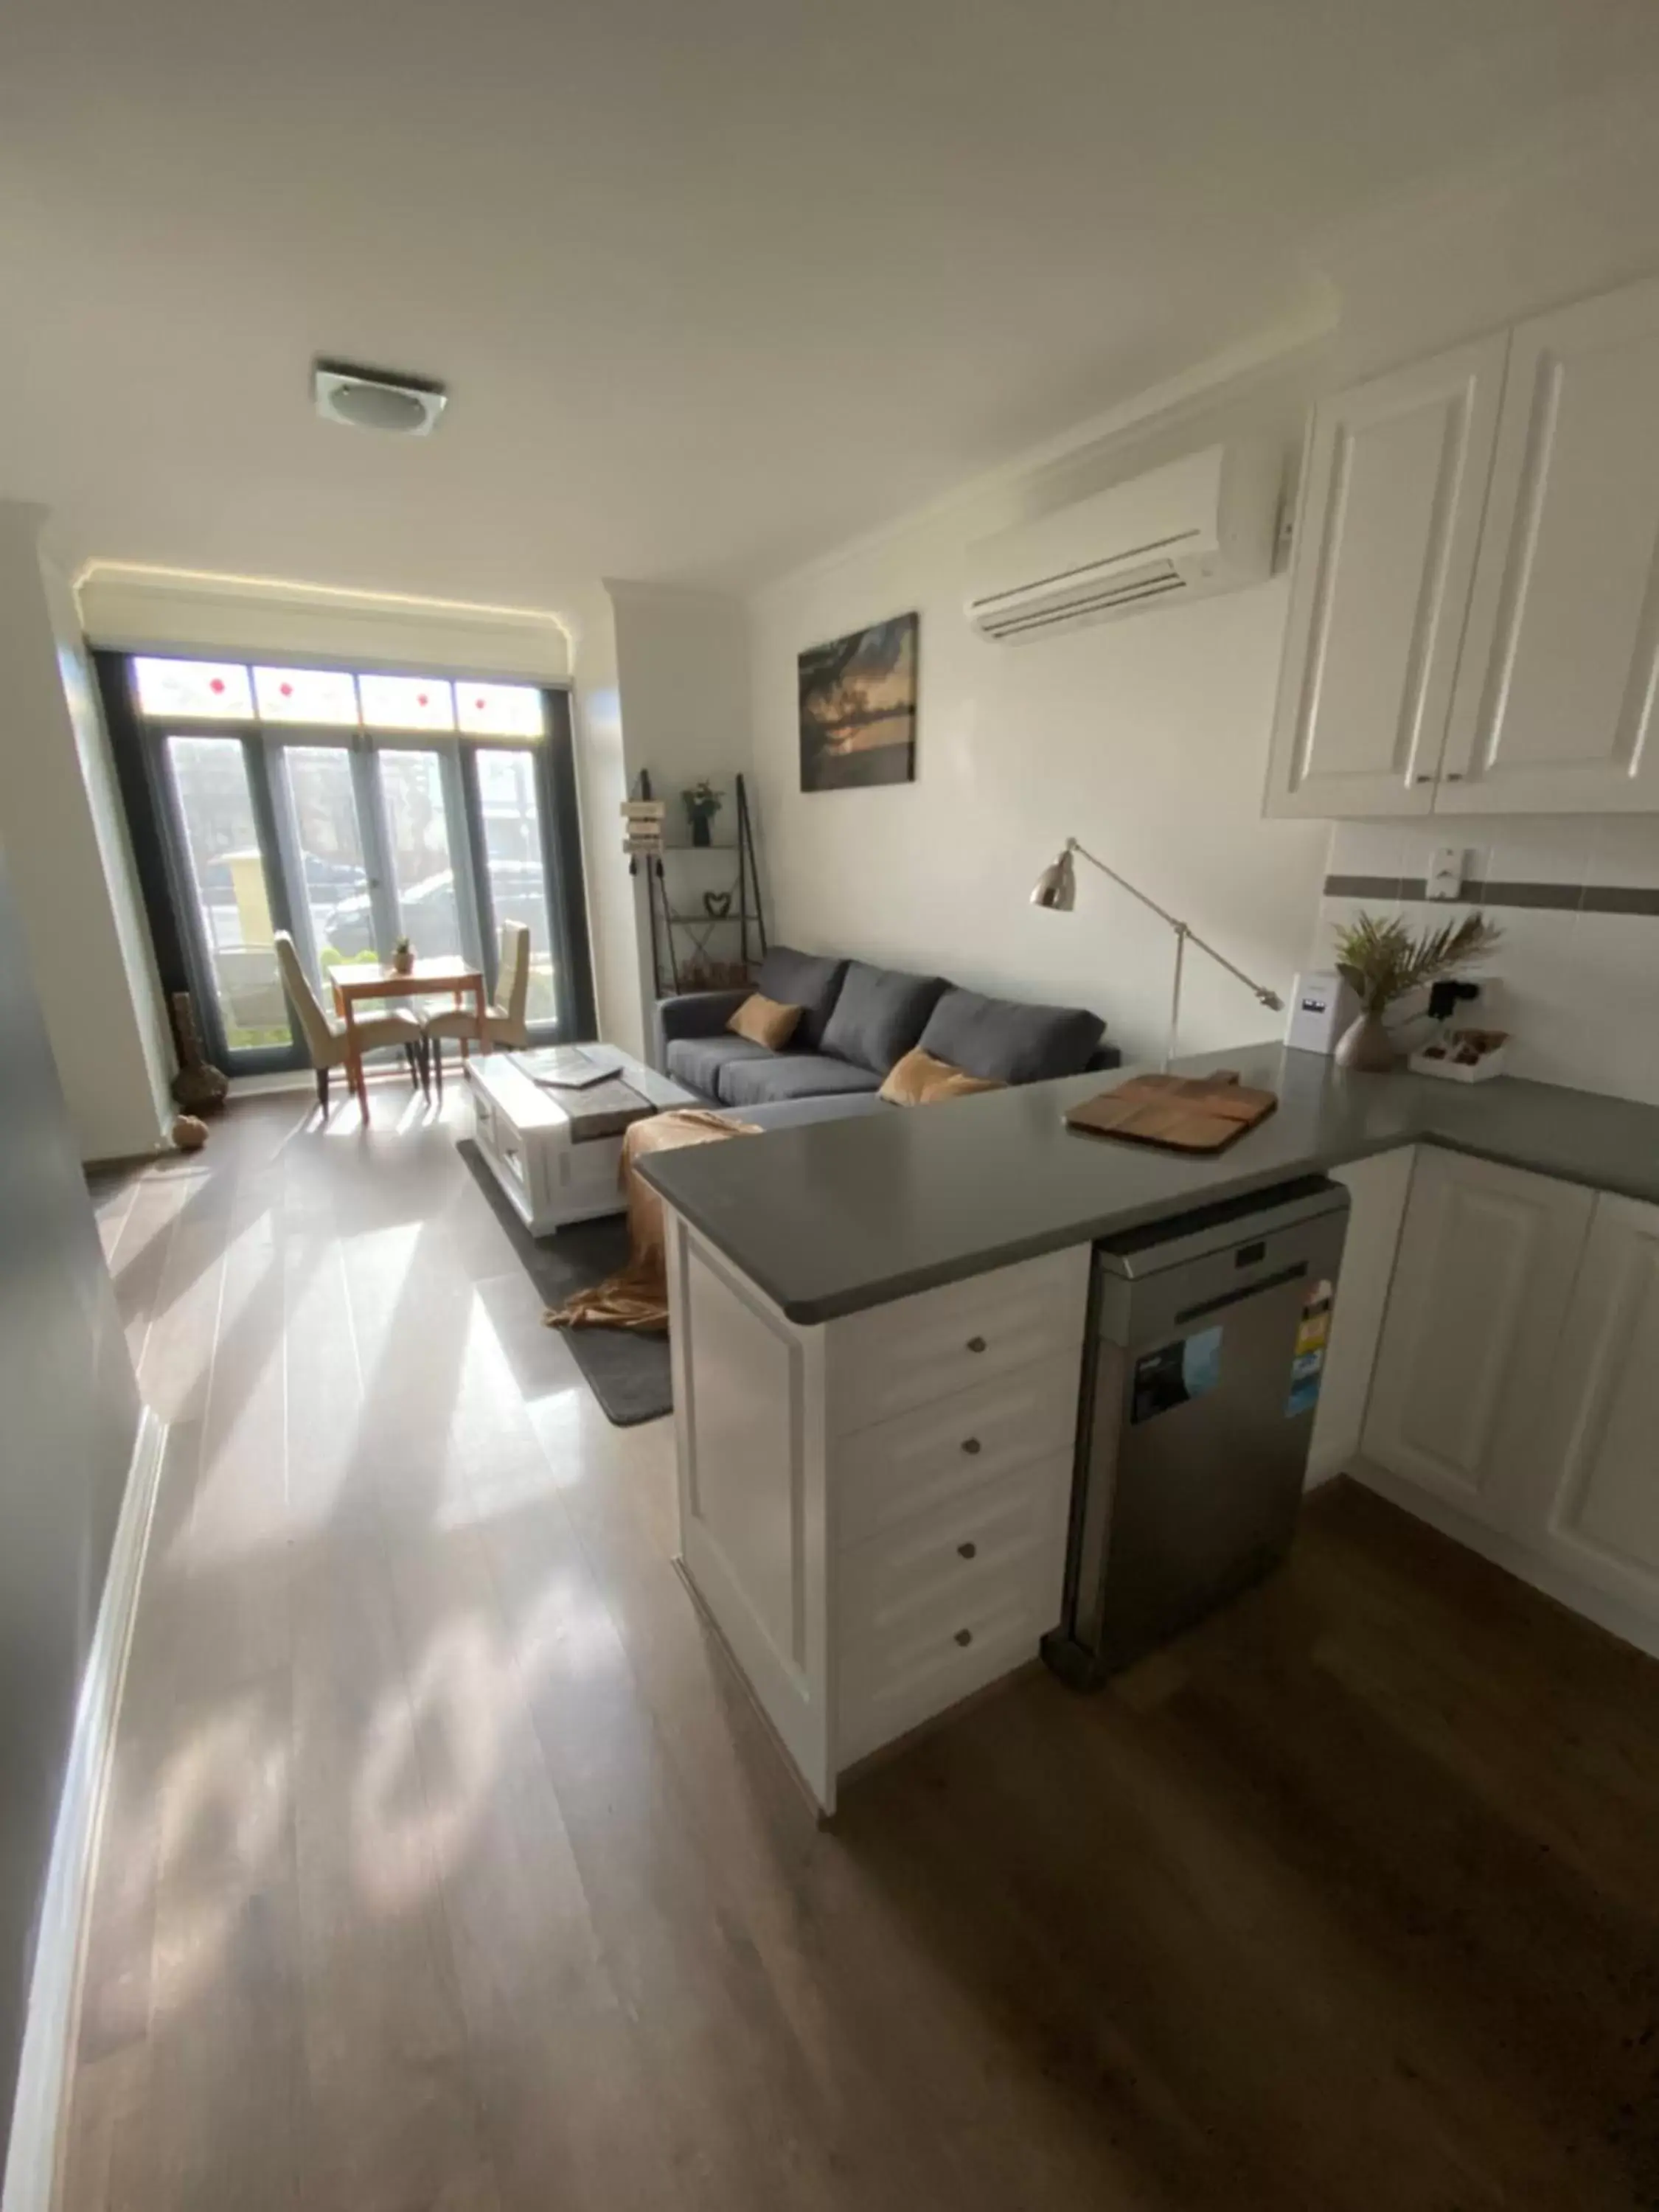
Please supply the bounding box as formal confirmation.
[1426,846,1466,902]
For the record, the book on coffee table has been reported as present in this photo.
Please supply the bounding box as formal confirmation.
[513,1046,616,1091]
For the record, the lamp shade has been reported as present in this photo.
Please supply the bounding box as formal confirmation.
[1030,846,1077,912]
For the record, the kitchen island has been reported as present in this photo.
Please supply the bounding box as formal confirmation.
[639,1047,1659,1809]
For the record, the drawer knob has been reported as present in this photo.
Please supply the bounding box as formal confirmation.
[953,1627,973,1647]
[957,1541,978,1560]
[961,1436,982,1456]
[965,1335,987,1354]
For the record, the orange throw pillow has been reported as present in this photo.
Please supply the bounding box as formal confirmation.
[880,1046,1005,1106]
[728,992,801,1051]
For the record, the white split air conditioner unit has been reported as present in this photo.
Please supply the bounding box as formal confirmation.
[964,439,1280,644]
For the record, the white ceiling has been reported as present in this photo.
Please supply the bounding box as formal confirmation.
[3,0,1658,619]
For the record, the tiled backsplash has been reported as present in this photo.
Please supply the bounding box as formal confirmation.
[1313,818,1659,1107]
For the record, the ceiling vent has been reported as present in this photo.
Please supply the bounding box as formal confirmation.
[313,359,448,436]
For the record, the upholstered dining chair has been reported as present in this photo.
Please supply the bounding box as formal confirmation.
[425,920,532,1093]
[274,932,428,1120]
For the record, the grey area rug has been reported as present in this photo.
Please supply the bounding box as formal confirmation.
[457,1139,672,1427]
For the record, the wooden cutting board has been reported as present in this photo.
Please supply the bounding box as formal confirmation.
[1064,1070,1278,1153]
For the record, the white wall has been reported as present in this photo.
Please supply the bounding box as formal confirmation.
[1319,818,1659,1108]
[746,385,1332,1067]
[77,566,571,684]
[41,562,173,1138]
[0,505,170,1161]
[609,583,757,1050]
[566,585,645,1058]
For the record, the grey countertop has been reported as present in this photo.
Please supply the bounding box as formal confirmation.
[636,1045,1659,1324]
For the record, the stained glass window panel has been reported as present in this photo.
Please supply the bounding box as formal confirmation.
[253,666,359,726]
[456,681,545,738]
[134,657,254,720]
[358,674,455,731]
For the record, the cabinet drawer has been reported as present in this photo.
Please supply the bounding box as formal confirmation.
[838,1453,1069,1648]
[827,1248,1087,1434]
[835,1469,1066,1767]
[833,1354,1080,1549]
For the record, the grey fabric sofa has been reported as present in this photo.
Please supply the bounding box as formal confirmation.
[655,945,1119,1129]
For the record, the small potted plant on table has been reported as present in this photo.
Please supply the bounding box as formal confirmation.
[392,934,416,976]
[1332,911,1501,1071]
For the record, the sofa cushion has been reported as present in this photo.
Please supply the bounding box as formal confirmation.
[918,987,1104,1085]
[717,1051,884,1107]
[879,1046,1004,1105]
[755,945,849,1051]
[819,960,948,1075]
[728,992,801,1051]
[664,1033,773,1100]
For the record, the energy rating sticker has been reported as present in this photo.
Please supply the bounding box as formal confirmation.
[1287,1278,1334,1417]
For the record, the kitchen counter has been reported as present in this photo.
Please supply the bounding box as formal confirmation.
[636,1045,1659,1322]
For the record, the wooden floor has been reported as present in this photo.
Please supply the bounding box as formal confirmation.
[63,1084,1659,2212]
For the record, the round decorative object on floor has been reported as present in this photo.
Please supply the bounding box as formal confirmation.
[171,1113,210,1151]
[1334,1010,1399,1072]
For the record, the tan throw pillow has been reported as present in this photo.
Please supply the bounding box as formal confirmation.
[728,992,802,1051]
[880,1046,1005,1106]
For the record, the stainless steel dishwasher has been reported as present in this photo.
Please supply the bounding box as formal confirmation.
[1043,1175,1349,1687]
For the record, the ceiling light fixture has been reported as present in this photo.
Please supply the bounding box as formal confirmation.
[313,358,448,436]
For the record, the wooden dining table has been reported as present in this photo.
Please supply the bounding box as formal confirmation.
[330,956,487,1113]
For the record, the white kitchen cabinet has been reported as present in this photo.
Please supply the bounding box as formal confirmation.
[1439,276,1659,815]
[664,1218,1089,1813]
[1265,337,1507,819]
[1266,271,1659,820]
[1525,1193,1659,1619]
[1360,1148,1594,1527]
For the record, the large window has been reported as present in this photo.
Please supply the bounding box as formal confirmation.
[100,653,594,1073]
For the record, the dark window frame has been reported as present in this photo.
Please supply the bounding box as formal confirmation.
[94,647,595,1075]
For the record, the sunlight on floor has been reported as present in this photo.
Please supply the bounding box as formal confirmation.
[352,1615,505,1916]
[149,1702,291,2022]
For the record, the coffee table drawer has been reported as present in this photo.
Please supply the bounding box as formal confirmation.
[832,1353,1079,1550]
[827,1248,1088,1433]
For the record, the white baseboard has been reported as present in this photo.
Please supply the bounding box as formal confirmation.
[1,1407,166,2212]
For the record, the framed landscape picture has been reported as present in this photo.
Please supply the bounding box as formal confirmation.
[798,613,918,792]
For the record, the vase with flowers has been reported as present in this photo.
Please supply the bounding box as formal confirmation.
[682,778,723,848]
[1332,911,1501,1071]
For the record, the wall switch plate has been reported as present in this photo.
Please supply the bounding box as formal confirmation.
[1426,846,1466,902]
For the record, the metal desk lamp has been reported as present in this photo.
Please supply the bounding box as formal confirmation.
[1031,838,1284,1070]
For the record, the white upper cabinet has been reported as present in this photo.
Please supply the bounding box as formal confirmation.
[1265,337,1507,818]
[1266,273,1659,818]
[1439,277,1659,814]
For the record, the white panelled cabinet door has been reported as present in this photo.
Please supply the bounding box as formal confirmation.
[1440,275,1659,814]
[1528,1193,1659,1616]
[1361,1150,1593,1528]
[1265,336,1507,819]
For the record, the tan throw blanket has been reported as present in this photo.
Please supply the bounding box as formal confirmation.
[543,1109,758,1334]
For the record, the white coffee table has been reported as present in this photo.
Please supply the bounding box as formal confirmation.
[465,1044,699,1236]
